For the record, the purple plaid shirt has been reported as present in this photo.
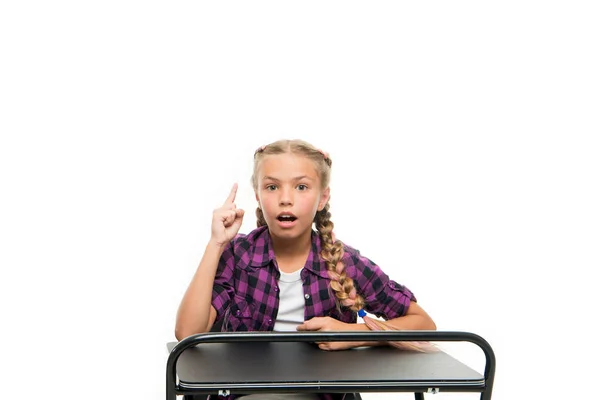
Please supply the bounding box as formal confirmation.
[210,225,417,400]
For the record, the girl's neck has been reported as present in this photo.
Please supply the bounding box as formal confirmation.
[270,230,312,260]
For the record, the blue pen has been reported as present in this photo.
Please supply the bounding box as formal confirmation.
[358,309,367,318]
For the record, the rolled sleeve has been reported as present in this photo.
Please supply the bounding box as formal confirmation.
[348,250,417,320]
[211,240,236,321]
[371,279,416,319]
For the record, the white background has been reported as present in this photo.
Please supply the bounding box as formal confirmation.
[1,2,598,400]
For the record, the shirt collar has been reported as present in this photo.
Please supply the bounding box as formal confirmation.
[247,225,275,267]
[305,230,331,279]
[248,227,331,279]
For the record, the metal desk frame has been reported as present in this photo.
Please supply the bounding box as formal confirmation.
[167,331,495,400]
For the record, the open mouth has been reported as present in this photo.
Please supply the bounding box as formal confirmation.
[277,214,297,222]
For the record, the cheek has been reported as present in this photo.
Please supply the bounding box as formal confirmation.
[301,198,321,215]
[260,197,277,215]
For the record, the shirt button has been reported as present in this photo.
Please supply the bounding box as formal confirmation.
[274,287,279,292]
[267,318,273,324]
[304,294,310,299]
[235,310,241,316]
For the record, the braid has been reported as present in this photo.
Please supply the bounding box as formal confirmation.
[315,203,365,312]
[256,207,267,227]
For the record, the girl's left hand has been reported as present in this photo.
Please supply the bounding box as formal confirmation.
[296,317,359,351]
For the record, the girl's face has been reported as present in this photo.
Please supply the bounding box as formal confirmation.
[255,153,330,241]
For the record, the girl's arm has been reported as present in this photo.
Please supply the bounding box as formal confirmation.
[297,301,436,350]
[175,183,245,341]
[378,301,436,331]
[174,240,223,341]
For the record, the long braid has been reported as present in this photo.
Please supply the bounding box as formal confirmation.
[315,203,365,312]
[256,207,267,227]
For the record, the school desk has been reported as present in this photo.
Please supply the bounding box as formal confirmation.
[166,331,495,400]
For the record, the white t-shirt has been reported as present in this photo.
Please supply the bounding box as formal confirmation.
[266,268,319,399]
[273,268,306,332]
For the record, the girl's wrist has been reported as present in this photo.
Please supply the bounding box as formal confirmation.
[207,238,227,252]
[350,323,370,331]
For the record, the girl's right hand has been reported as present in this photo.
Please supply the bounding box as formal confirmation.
[211,183,245,247]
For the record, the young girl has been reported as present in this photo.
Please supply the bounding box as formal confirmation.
[175,139,436,399]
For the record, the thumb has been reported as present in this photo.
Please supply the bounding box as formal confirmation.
[231,209,245,229]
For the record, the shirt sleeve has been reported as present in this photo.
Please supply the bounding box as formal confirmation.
[346,248,417,320]
[211,240,237,322]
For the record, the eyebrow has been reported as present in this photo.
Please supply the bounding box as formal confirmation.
[263,175,315,182]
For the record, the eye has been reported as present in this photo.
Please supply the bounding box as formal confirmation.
[266,184,277,191]
[297,184,308,191]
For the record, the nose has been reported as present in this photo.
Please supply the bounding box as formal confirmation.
[279,186,293,206]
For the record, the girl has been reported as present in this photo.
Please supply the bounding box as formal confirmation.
[175,139,436,399]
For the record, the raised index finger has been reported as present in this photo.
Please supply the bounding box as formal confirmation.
[224,183,238,205]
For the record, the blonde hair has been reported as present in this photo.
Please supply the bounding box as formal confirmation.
[251,139,365,312]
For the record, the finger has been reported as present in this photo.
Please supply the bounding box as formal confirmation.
[317,343,331,351]
[222,210,237,226]
[296,323,307,331]
[296,320,317,331]
[230,209,245,229]
[224,183,238,205]
[297,317,324,331]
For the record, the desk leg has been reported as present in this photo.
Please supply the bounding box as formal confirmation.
[414,393,424,400]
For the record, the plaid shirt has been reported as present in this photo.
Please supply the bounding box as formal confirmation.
[210,225,417,400]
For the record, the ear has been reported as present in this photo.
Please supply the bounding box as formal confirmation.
[318,187,330,211]
[255,191,261,208]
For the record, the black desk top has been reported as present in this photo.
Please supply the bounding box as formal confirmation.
[167,340,484,392]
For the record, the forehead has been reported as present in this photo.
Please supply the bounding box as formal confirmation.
[258,153,320,181]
